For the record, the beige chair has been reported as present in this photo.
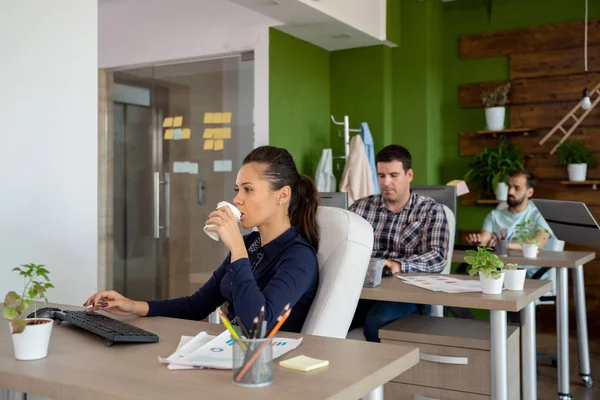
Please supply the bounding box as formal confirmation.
[301,206,374,339]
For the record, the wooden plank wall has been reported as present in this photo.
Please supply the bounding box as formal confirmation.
[459,20,600,333]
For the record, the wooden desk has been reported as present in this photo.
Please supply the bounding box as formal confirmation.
[362,275,551,400]
[0,305,419,400]
[453,249,597,398]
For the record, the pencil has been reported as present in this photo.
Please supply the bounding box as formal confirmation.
[234,308,292,382]
[218,309,246,351]
[255,306,265,338]
[236,316,251,338]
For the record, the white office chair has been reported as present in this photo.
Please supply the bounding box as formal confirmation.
[430,205,456,317]
[301,206,374,338]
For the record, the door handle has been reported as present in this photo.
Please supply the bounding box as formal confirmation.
[154,172,170,239]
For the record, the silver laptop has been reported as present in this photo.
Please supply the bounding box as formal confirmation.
[319,192,348,209]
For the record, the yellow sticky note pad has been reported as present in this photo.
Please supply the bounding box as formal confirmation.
[181,128,191,139]
[221,127,231,139]
[173,116,183,127]
[163,117,173,128]
[204,113,214,123]
[203,128,214,139]
[204,140,214,150]
[280,355,329,372]
[164,129,174,140]
[222,112,232,124]
[214,139,224,151]
[213,128,223,139]
[213,113,223,123]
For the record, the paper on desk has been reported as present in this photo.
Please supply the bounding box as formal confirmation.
[159,330,302,370]
[397,275,484,293]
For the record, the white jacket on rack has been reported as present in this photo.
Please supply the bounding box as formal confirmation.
[339,135,375,206]
[315,148,336,192]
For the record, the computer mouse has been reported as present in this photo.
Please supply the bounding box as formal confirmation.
[27,307,62,319]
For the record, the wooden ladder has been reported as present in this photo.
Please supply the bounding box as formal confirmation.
[539,81,600,154]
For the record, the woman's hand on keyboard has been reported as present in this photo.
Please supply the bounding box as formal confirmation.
[83,290,149,316]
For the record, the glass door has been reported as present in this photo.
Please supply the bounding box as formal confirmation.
[108,55,255,300]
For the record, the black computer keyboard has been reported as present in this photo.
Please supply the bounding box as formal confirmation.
[55,310,159,347]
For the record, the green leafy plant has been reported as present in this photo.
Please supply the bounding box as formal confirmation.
[481,83,511,108]
[464,247,507,279]
[512,219,547,245]
[557,140,595,167]
[3,264,54,334]
[464,143,525,198]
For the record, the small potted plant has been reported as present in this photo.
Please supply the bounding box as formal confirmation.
[464,143,524,201]
[557,139,595,182]
[3,264,55,361]
[502,263,526,291]
[464,247,507,294]
[513,219,546,259]
[481,83,511,131]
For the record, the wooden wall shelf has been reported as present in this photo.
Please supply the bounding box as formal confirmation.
[473,128,533,137]
[560,180,600,190]
[475,199,502,205]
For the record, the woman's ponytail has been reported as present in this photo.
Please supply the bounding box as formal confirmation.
[289,175,320,252]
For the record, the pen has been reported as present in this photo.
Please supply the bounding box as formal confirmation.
[254,306,265,339]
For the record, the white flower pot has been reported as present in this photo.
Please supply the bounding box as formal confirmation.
[495,182,508,201]
[567,163,587,182]
[9,318,53,360]
[479,271,504,295]
[504,269,526,291]
[485,107,505,131]
[521,243,539,259]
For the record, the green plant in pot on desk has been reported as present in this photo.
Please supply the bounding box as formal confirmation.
[464,143,525,201]
[557,139,595,182]
[3,264,55,361]
[512,219,548,259]
[464,247,516,294]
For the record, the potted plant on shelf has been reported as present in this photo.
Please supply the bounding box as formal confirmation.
[464,143,525,201]
[502,263,526,291]
[512,219,546,259]
[557,139,595,182]
[464,247,509,294]
[3,264,55,361]
[481,83,511,131]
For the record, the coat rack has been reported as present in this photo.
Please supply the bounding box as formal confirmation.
[330,115,361,161]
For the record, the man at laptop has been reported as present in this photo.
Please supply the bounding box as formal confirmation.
[349,145,449,342]
[466,169,553,276]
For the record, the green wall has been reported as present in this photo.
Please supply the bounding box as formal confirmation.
[442,0,600,232]
[269,29,331,177]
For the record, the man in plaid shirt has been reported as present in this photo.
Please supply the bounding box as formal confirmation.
[350,145,449,342]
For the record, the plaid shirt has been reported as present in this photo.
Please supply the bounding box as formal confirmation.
[350,192,449,273]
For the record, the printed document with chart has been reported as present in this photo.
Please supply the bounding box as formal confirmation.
[397,275,483,293]
[159,330,302,370]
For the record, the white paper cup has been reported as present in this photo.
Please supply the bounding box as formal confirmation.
[204,201,241,241]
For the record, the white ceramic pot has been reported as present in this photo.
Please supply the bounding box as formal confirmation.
[567,163,587,182]
[521,243,539,259]
[479,271,504,295]
[495,182,508,201]
[485,107,505,131]
[504,269,526,291]
[9,318,53,360]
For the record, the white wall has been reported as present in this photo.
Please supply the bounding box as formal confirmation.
[297,0,387,40]
[98,0,276,148]
[0,0,98,307]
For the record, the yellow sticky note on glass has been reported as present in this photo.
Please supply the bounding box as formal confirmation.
[204,140,214,150]
[164,129,174,140]
[173,116,183,127]
[280,355,329,372]
[203,128,214,139]
[221,127,231,139]
[213,113,223,123]
[204,113,214,123]
[213,128,223,139]
[214,139,224,151]
[181,128,191,139]
[163,117,173,128]
[222,112,232,124]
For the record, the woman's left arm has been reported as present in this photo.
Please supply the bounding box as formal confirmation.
[228,245,317,330]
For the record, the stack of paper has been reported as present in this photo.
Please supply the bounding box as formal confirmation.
[158,330,302,370]
[397,275,484,293]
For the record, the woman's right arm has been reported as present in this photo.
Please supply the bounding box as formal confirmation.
[86,255,231,320]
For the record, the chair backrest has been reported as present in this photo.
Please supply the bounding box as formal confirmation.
[301,206,374,339]
[441,204,456,274]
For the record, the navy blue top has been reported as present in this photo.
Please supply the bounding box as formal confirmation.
[147,227,319,333]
